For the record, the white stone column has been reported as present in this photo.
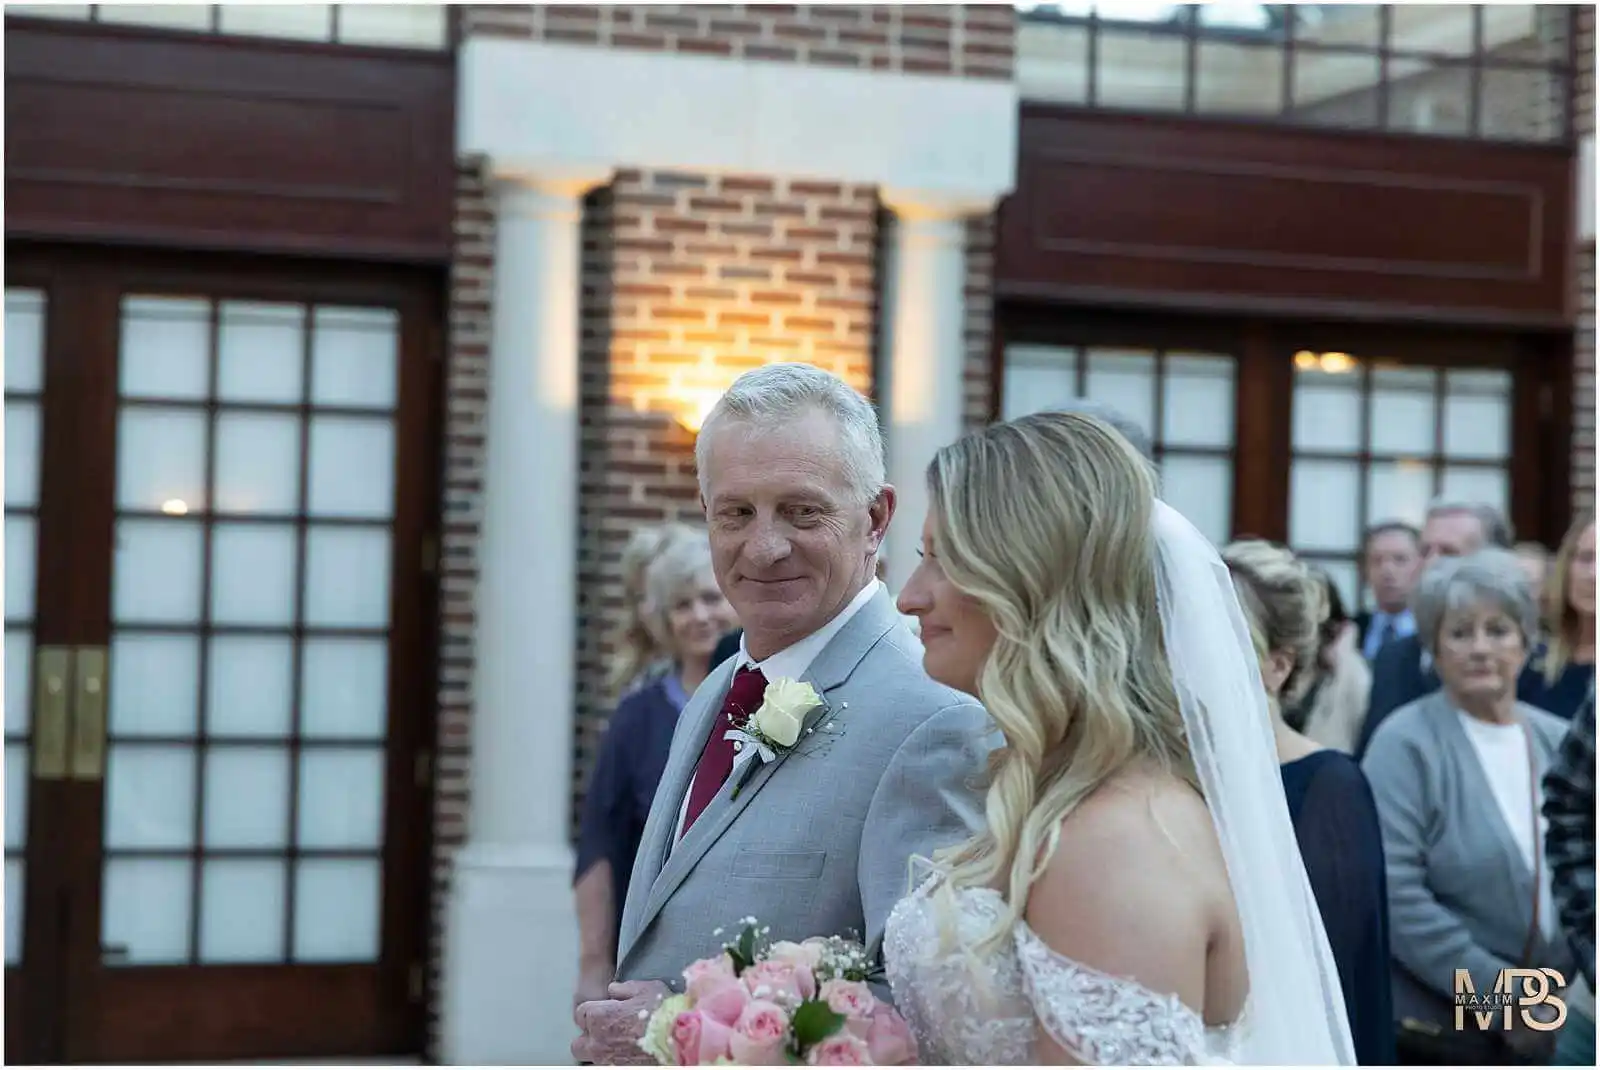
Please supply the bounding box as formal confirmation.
[879,194,980,597]
[442,165,610,1066]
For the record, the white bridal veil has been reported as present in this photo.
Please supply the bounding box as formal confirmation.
[1151,501,1357,1066]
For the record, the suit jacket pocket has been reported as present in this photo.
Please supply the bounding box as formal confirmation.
[730,849,827,881]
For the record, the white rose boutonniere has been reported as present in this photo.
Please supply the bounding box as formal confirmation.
[725,677,823,797]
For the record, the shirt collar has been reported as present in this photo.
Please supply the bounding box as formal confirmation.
[738,579,883,682]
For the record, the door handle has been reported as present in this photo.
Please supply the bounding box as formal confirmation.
[34,647,71,780]
[70,646,108,782]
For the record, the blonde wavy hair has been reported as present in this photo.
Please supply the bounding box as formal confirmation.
[1221,540,1328,707]
[607,522,699,698]
[1542,512,1595,684]
[927,411,1195,951]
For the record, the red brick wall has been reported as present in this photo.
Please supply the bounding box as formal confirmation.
[1576,3,1595,517]
[462,3,1015,78]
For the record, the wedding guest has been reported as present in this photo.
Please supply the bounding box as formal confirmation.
[607,522,698,699]
[1516,541,1552,597]
[572,363,990,1064]
[1544,684,1596,1066]
[1357,499,1514,756]
[1521,514,1596,720]
[1223,540,1393,1065]
[1283,570,1373,755]
[1363,550,1574,1064]
[573,534,736,1006]
[1354,522,1423,660]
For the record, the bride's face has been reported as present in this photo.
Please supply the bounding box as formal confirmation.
[896,513,997,697]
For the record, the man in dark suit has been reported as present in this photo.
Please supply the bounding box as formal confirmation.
[1355,499,1513,756]
[1352,522,1422,659]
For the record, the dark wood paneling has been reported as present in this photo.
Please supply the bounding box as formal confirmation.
[4,19,454,263]
[999,106,1576,329]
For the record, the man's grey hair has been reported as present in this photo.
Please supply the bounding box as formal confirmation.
[695,362,886,504]
[1412,548,1539,656]
[1425,498,1514,549]
[1050,398,1153,460]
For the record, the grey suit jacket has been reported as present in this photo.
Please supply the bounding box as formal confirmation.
[1362,691,1575,1028]
[616,589,992,985]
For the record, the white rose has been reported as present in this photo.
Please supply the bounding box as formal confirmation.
[751,678,820,748]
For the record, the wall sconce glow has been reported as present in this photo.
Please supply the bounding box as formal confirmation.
[1293,350,1359,374]
[675,390,724,434]
[161,498,189,516]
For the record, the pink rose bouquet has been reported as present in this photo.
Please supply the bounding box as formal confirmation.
[638,919,917,1066]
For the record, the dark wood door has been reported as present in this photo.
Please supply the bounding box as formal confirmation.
[4,244,440,1063]
[993,304,1572,610]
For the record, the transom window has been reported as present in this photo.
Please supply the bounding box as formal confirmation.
[1016,3,1573,142]
[4,3,448,50]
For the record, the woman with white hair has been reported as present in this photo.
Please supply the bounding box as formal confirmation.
[572,532,736,1007]
[1363,550,1575,1064]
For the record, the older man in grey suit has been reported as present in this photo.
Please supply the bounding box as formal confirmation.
[571,363,991,1064]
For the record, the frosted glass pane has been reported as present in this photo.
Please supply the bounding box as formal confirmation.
[5,859,21,966]
[204,747,290,848]
[1002,345,1078,421]
[114,520,204,624]
[105,745,196,849]
[6,630,33,735]
[207,636,294,738]
[337,3,449,48]
[1306,557,1361,617]
[117,407,208,511]
[1367,462,1435,529]
[293,859,381,962]
[1369,367,1436,455]
[200,860,287,964]
[110,634,199,737]
[1292,370,1362,453]
[218,4,332,40]
[214,413,301,514]
[1443,370,1512,460]
[7,3,92,17]
[5,289,45,393]
[1162,355,1235,448]
[1083,349,1155,439]
[6,400,40,507]
[6,744,27,849]
[297,749,385,849]
[101,858,193,965]
[304,528,392,627]
[119,297,210,401]
[1441,466,1509,514]
[98,4,211,29]
[1290,460,1361,552]
[210,524,297,625]
[312,307,399,409]
[217,302,304,403]
[1160,455,1233,546]
[307,416,395,518]
[6,517,35,622]
[302,639,389,739]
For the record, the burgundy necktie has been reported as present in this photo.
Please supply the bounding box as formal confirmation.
[680,665,768,837]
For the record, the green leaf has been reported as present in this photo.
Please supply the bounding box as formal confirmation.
[790,1000,846,1047]
[737,926,756,968]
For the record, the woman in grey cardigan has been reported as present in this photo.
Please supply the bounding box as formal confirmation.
[1363,549,1575,1064]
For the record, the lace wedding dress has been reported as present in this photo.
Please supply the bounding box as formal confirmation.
[884,882,1246,1065]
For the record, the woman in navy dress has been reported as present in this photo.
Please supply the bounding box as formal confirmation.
[572,531,737,1006]
[1225,540,1396,1065]
[1519,514,1595,721]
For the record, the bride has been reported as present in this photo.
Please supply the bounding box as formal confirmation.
[886,411,1355,1065]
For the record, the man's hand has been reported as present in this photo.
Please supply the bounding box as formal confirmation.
[572,979,672,1065]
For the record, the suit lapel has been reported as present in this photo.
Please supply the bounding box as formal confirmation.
[628,590,906,947]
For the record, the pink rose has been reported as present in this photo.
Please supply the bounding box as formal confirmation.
[728,1000,791,1065]
[672,1009,734,1065]
[806,1034,871,1066]
[741,959,816,1005]
[696,976,752,1027]
[684,952,738,1001]
[767,940,824,972]
[865,1009,918,1065]
[818,979,876,1023]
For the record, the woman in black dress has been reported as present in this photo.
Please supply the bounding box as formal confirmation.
[1224,540,1395,1065]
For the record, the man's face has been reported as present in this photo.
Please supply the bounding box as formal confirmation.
[1420,511,1488,564]
[1364,529,1422,612]
[700,409,893,660]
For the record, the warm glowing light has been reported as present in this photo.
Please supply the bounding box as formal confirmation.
[1293,351,1320,370]
[1294,350,1360,374]
[161,499,189,516]
[674,389,724,434]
